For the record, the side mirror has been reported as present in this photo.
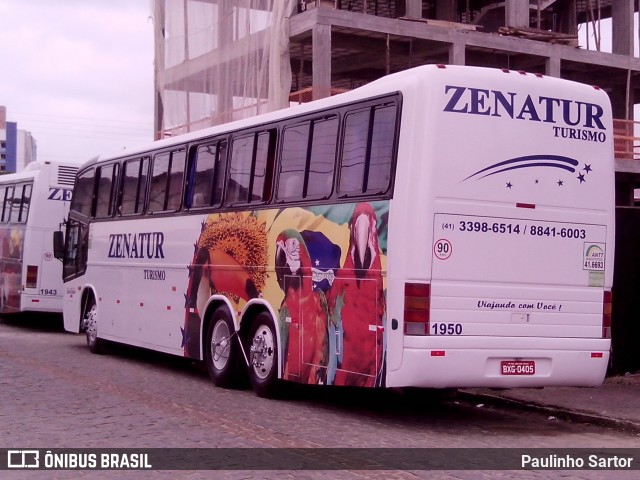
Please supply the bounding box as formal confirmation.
[53,231,64,260]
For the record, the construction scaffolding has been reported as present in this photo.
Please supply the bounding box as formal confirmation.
[153,0,295,138]
[152,1,639,151]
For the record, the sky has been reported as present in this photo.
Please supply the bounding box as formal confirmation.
[0,0,155,165]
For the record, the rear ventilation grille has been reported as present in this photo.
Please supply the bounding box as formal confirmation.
[57,165,78,186]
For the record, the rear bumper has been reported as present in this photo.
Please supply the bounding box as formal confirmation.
[386,337,610,388]
[21,294,63,313]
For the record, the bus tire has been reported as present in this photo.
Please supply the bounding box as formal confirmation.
[205,307,242,388]
[246,312,280,398]
[84,299,104,354]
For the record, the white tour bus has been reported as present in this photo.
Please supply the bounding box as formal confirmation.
[1,160,77,314]
[56,65,614,397]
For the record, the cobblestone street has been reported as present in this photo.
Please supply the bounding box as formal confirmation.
[1,315,638,480]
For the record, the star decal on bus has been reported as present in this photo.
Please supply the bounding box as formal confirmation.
[180,326,191,348]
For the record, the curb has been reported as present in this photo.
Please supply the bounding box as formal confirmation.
[457,390,640,435]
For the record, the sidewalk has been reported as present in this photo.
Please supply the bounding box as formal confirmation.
[460,372,640,433]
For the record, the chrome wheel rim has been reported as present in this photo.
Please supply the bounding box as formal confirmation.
[85,305,97,346]
[250,323,275,380]
[211,320,231,371]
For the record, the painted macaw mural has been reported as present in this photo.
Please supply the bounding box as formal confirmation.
[183,201,388,387]
[0,227,24,313]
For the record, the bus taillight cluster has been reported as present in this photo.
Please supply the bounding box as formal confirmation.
[404,283,431,335]
[602,290,612,339]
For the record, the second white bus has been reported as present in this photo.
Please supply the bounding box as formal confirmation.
[1,160,77,314]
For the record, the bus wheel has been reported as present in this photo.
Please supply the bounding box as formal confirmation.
[246,312,280,398]
[83,299,103,354]
[205,307,241,388]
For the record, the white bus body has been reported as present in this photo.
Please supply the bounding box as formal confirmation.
[61,65,614,395]
[0,161,77,313]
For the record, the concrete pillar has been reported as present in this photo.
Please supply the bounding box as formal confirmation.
[312,24,332,100]
[449,41,465,65]
[612,0,634,56]
[545,55,561,77]
[505,0,529,28]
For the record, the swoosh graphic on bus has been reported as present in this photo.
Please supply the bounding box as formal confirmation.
[464,155,579,181]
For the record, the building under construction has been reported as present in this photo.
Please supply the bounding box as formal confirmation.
[152,0,640,372]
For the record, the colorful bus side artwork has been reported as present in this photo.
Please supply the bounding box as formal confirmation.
[0,161,77,314]
[58,65,614,397]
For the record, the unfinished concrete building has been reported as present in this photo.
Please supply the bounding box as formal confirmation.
[152,0,640,370]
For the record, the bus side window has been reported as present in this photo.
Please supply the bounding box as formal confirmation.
[6,186,18,223]
[228,130,275,205]
[253,130,276,202]
[339,109,370,196]
[0,186,6,223]
[95,163,120,218]
[307,116,338,198]
[121,158,145,215]
[338,103,397,197]
[213,142,227,205]
[188,141,226,209]
[367,104,396,194]
[18,184,32,223]
[228,134,254,205]
[277,122,309,201]
[136,157,150,214]
[148,149,186,213]
[167,150,186,211]
[148,153,170,213]
[71,168,96,218]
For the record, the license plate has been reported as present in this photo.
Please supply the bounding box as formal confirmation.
[500,360,535,375]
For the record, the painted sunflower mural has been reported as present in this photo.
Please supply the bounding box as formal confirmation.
[183,212,268,357]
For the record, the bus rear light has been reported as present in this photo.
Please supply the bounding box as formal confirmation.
[602,290,612,339]
[516,202,536,209]
[404,283,430,335]
[591,352,604,358]
[26,265,38,289]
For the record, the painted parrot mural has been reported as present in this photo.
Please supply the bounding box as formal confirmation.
[275,229,340,384]
[329,202,386,387]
